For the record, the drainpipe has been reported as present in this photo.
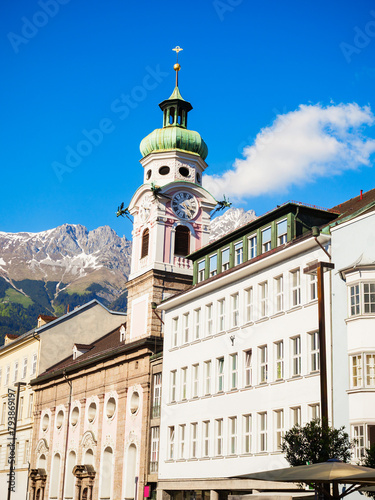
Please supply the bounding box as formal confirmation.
[61,370,72,500]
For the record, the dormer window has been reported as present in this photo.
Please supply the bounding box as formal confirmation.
[120,325,126,342]
[73,344,91,360]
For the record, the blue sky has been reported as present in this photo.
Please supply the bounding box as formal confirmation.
[1,0,375,239]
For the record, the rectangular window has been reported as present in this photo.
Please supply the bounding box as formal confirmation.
[259,412,267,452]
[366,354,375,387]
[13,361,18,382]
[259,281,268,317]
[364,283,375,313]
[24,440,30,464]
[192,364,199,398]
[209,254,218,277]
[218,298,226,331]
[221,248,230,271]
[291,269,301,307]
[0,369,1,387]
[274,409,284,450]
[215,419,223,456]
[152,373,162,418]
[183,313,189,344]
[229,416,237,454]
[243,414,252,453]
[150,427,160,472]
[181,367,188,400]
[179,424,186,459]
[168,426,175,459]
[353,425,365,459]
[248,235,257,259]
[231,293,239,327]
[234,241,243,266]
[204,360,211,395]
[198,259,206,282]
[310,331,320,372]
[262,227,272,253]
[352,354,363,388]
[1,402,6,425]
[291,406,301,426]
[350,284,360,316]
[194,308,201,339]
[31,354,37,376]
[244,350,252,387]
[191,422,198,458]
[245,287,253,322]
[259,345,268,384]
[170,370,177,403]
[292,336,302,376]
[309,273,317,301]
[275,275,284,312]
[28,394,33,418]
[277,219,288,245]
[5,366,10,386]
[309,403,320,421]
[172,317,179,347]
[22,358,28,380]
[203,421,210,457]
[230,353,238,390]
[206,303,213,336]
[275,341,284,380]
[18,396,24,421]
[217,357,224,392]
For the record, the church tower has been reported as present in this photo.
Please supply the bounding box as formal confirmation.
[126,50,217,342]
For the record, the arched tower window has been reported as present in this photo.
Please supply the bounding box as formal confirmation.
[141,229,149,259]
[174,226,190,257]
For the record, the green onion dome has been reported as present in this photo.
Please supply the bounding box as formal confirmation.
[139,86,208,160]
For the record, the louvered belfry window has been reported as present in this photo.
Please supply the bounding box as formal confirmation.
[141,229,149,259]
[175,226,190,257]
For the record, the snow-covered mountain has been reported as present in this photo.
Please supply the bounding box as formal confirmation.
[210,208,257,242]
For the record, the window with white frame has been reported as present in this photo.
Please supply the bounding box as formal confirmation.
[218,298,226,331]
[364,283,375,313]
[275,340,284,380]
[275,275,284,312]
[291,269,301,307]
[309,273,317,301]
[277,219,288,245]
[230,353,238,390]
[209,253,218,277]
[350,283,375,316]
[259,345,268,384]
[18,396,24,421]
[259,281,268,317]
[31,354,37,376]
[259,412,267,452]
[152,373,162,418]
[215,418,223,456]
[22,358,28,380]
[234,241,243,266]
[170,370,177,403]
[179,424,186,459]
[194,308,201,339]
[24,440,30,464]
[274,409,284,450]
[248,235,257,259]
[168,426,175,459]
[350,284,360,316]
[221,248,230,271]
[229,416,237,454]
[243,414,252,453]
[291,406,301,426]
[191,422,198,458]
[1,402,6,425]
[150,427,160,472]
[198,259,206,282]
[5,366,10,386]
[350,353,375,388]
[352,424,365,459]
[192,364,199,398]
[203,421,210,457]
[231,293,239,327]
[245,287,253,322]
[351,354,363,387]
[366,354,375,387]
[13,361,18,382]
[181,367,188,400]
[292,336,302,376]
[309,331,320,372]
[204,360,211,395]
[261,227,271,253]
[309,403,320,421]
[244,350,252,387]
[183,313,189,344]
[172,317,179,347]
[206,303,213,336]
[217,357,224,392]
[28,394,33,418]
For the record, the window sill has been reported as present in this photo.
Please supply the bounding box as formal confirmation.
[191,339,201,345]
[270,451,283,455]
[255,317,269,324]
[345,314,375,324]
[287,305,303,313]
[187,458,199,462]
[287,376,303,382]
[176,459,186,462]
[227,326,240,333]
[270,311,285,319]
[199,457,211,461]
[214,331,226,338]
[240,386,253,391]
[254,382,269,389]
[304,300,318,308]
[242,321,254,328]
[347,388,375,394]
[202,335,213,342]
[271,379,285,385]
[254,452,268,456]
[226,454,239,458]
[305,371,319,378]
[228,388,239,394]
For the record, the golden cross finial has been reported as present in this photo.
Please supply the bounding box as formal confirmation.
[172,46,183,87]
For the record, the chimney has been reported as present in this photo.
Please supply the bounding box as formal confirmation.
[37,314,57,328]
[360,189,363,200]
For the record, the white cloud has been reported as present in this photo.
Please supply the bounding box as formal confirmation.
[203,103,375,200]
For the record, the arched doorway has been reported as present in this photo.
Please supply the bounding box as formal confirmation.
[124,444,137,500]
[99,447,113,500]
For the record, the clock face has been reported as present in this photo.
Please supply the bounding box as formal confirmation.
[139,195,152,222]
[171,192,198,220]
